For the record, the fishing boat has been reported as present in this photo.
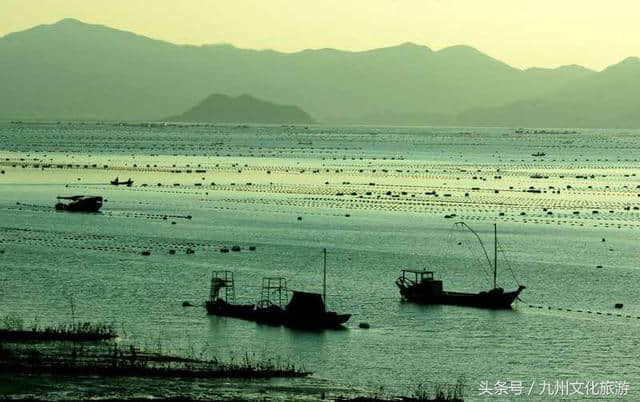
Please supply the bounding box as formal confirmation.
[254,249,351,329]
[396,222,525,309]
[55,195,103,212]
[110,177,133,186]
[205,271,255,320]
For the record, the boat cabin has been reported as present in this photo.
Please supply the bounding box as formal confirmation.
[400,269,434,282]
[397,269,443,298]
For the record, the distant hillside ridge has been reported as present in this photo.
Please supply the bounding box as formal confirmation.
[165,93,315,124]
[2,18,640,127]
[455,57,640,128]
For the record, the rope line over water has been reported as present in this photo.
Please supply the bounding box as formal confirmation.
[524,303,638,320]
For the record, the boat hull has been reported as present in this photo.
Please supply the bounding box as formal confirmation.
[253,307,351,329]
[398,283,526,310]
[55,196,103,213]
[254,305,287,326]
[205,300,255,320]
[284,313,351,330]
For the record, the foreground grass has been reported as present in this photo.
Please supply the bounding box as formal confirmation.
[0,342,310,379]
[0,322,116,342]
[0,314,116,342]
[337,378,465,402]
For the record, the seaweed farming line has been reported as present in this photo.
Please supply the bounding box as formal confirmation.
[0,226,253,253]
[201,201,640,230]
[7,158,640,180]
[8,203,194,222]
[0,238,219,256]
[65,182,640,212]
[526,304,640,322]
[5,191,640,229]
[3,154,639,169]
[210,197,640,226]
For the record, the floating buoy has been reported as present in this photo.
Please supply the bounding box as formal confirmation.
[182,301,193,307]
[169,250,176,255]
[297,216,302,221]
[231,245,241,252]
[186,248,195,254]
[141,251,151,256]
[248,246,256,251]
[220,247,229,253]
[359,322,370,329]
[615,303,623,309]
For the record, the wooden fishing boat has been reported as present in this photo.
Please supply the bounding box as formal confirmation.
[396,223,525,309]
[55,195,103,212]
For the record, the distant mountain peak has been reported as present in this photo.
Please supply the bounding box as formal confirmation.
[603,56,640,73]
[397,41,426,48]
[55,18,86,25]
[166,93,315,124]
[619,56,640,65]
[437,44,482,54]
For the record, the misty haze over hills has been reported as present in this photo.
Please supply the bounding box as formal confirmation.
[1,18,639,128]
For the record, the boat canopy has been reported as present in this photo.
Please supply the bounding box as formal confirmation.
[286,291,326,315]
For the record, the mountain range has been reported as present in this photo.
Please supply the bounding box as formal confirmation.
[1,18,639,128]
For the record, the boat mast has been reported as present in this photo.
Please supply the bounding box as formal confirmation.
[493,223,497,289]
[323,248,327,305]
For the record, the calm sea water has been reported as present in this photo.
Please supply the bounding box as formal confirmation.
[1,123,640,400]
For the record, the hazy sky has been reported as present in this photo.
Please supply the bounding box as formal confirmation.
[2,0,639,71]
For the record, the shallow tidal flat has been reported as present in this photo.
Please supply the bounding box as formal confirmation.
[1,122,640,400]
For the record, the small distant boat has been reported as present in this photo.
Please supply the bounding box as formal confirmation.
[531,152,546,157]
[205,271,255,320]
[110,177,133,186]
[55,195,103,213]
[396,223,525,309]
